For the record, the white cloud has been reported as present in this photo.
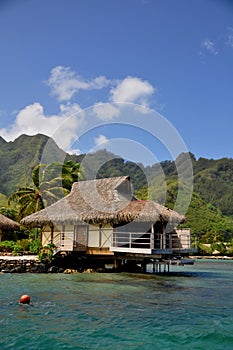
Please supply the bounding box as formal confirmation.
[92,102,120,121]
[94,134,109,146]
[46,66,110,102]
[0,67,159,157]
[110,76,155,105]
[67,148,81,155]
[200,39,218,56]
[0,102,84,150]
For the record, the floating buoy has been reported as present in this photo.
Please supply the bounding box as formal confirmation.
[19,294,30,304]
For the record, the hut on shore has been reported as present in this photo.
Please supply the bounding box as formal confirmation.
[21,176,194,263]
[0,213,20,241]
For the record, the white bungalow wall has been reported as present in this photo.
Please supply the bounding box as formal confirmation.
[42,223,113,251]
[88,224,113,249]
[175,228,191,249]
[42,227,52,247]
[42,225,74,251]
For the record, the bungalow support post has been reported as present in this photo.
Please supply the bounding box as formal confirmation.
[162,225,166,250]
[99,224,102,248]
[50,225,54,244]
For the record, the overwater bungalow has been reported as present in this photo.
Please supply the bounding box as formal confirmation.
[0,213,20,241]
[21,176,195,270]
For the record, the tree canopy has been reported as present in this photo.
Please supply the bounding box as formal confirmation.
[8,161,84,219]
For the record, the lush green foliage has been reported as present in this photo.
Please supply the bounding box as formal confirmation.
[0,238,42,255]
[8,161,84,219]
[1,134,233,245]
[135,178,233,243]
[0,207,18,221]
[0,134,67,196]
[38,243,56,263]
[0,240,16,252]
[0,193,8,207]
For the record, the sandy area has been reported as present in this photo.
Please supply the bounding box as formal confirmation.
[0,255,39,261]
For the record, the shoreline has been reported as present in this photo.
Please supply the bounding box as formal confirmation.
[0,254,233,275]
[192,255,233,260]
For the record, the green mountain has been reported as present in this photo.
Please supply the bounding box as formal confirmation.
[193,157,233,216]
[0,136,7,146]
[1,134,233,241]
[0,134,73,196]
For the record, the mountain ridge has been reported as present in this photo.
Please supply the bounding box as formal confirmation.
[0,133,233,219]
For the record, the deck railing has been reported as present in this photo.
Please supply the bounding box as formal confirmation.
[53,232,87,252]
[111,231,192,251]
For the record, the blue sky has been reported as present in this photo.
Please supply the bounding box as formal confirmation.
[0,0,233,165]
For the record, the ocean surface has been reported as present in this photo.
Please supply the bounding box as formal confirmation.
[0,259,233,350]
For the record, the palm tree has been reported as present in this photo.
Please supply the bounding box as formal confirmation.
[0,207,18,221]
[61,160,85,191]
[9,161,85,219]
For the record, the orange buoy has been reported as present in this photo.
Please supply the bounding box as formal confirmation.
[19,294,31,304]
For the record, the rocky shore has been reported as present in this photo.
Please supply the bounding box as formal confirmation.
[0,255,48,273]
[1,254,232,274]
[0,254,109,274]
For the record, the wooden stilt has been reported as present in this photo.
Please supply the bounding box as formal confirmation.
[114,256,118,269]
[152,259,155,273]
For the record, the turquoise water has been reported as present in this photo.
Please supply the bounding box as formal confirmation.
[0,260,233,350]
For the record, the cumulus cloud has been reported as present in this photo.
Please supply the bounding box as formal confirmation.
[92,102,120,121]
[0,102,84,150]
[46,66,156,110]
[110,76,155,105]
[46,66,110,102]
[0,67,159,155]
[94,134,109,146]
[67,148,81,155]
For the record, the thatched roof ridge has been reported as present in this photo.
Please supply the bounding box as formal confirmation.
[0,213,20,230]
[21,176,185,228]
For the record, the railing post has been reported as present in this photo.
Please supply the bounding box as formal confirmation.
[129,232,131,248]
[150,233,154,249]
[110,231,113,248]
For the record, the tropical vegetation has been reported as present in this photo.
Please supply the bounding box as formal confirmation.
[1,133,233,253]
[8,161,85,219]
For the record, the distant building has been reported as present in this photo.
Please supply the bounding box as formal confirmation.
[0,213,20,241]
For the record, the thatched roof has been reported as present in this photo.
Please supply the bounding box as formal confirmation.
[0,213,20,230]
[21,176,185,228]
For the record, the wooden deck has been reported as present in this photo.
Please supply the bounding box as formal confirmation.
[110,231,196,255]
[52,230,196,256]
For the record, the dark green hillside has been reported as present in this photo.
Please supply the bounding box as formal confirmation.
[183,192,233,242]
[95,155,147,191]
[80,149,120,180]
[0,134,67,196]
[193,157,233,215]
[142,155,233,217]
[135,179,233,241]
[0,136,7,146]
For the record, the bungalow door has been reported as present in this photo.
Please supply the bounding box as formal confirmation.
[73,225,88,251]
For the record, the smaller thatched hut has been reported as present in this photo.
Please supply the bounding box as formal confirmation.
[0,213,20,241]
